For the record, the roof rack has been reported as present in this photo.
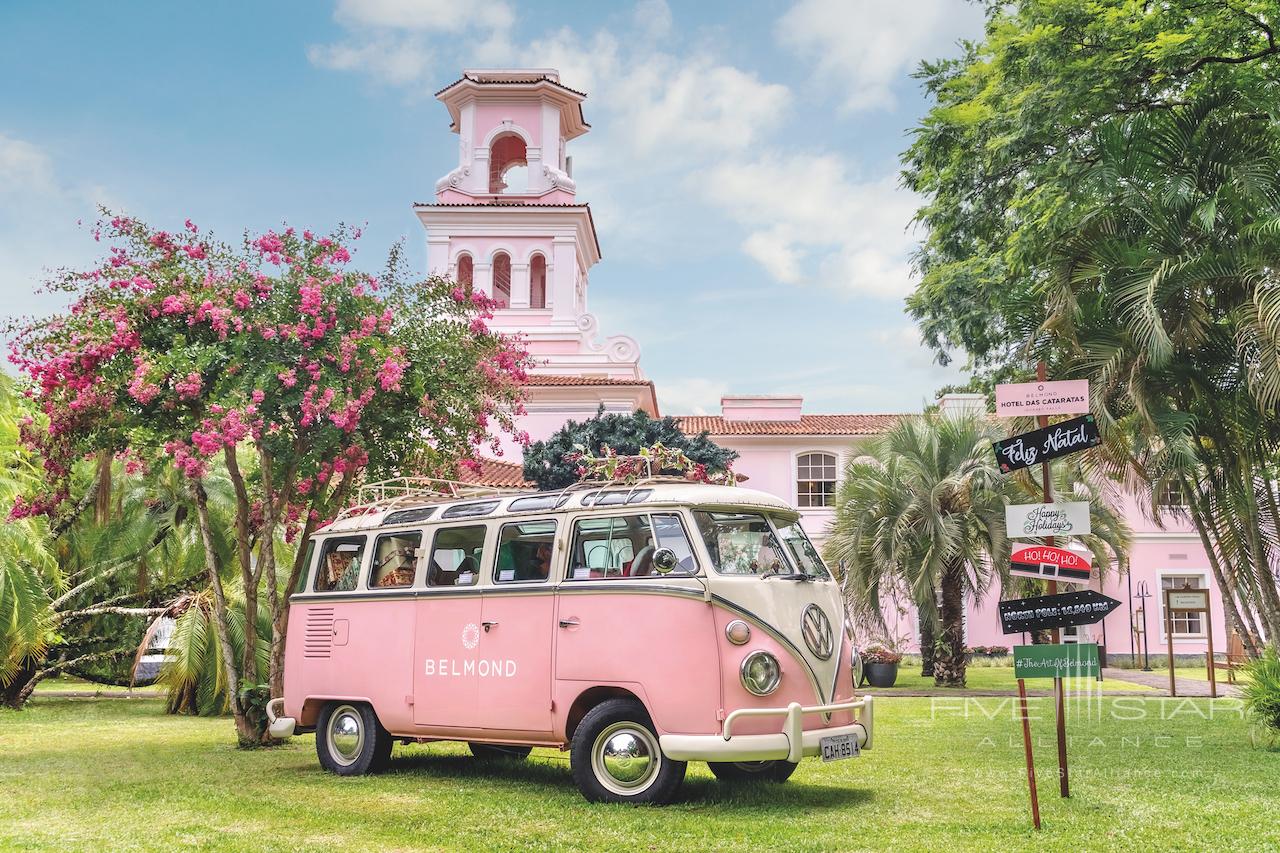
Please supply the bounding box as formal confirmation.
[331,477,530,524]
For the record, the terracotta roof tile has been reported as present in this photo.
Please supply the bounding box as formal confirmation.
[522,375,653,387]
[675,414,902,436]
[434,74,589,99]
[455,458,531,488]
[413,202,592,208]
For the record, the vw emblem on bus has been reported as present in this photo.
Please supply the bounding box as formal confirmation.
[801,605,834,660]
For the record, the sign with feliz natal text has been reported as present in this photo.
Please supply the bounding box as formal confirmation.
[995,380,1090,418]
[992,415,1101,474]
[1006,502,1091,538]
[1011,543,1093,585]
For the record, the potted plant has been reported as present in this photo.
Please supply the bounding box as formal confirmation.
[861,643,904,688]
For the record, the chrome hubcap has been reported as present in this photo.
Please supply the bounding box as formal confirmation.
[328,705,363,765]
[592,722,660,795]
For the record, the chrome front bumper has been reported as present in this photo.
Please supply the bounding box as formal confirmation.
[265,697,297,739]
[659,695,873,763]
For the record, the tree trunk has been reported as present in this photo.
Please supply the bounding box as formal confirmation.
[1,661,39,709]
[190,480,256,745]
[919,606,936,678]
[933,560,968,688]
[94,449,112,525]
[1187,481,1260,658]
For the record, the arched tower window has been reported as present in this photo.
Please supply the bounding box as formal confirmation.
[492,252,511,307]
[796,452,838,508]
[530,253,547,309]
[456,254,473,295]
[489,134,527,194]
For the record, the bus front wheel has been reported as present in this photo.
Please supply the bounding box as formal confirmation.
[316,702,393,776]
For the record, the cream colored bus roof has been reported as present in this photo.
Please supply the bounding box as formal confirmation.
[320,479,797,534]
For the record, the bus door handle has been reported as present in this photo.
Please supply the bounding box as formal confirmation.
[482,620,499,632]
[558,618,580,629]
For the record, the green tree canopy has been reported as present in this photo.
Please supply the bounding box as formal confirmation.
[522,408,737,491]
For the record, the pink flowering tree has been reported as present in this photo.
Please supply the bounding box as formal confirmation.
[9,214,529,744]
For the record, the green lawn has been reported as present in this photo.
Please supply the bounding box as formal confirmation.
[875,665,1156,693]
[2,695,1275,851]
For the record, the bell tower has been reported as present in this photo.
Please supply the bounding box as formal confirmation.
[415,69,645,385]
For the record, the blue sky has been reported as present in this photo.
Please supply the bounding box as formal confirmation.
[0,0,985,415]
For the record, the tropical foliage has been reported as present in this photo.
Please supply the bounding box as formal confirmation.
[826,414,1011,687]
[827,413,1130,687]
[1241,647,1280,740]
[904,0,1280,653]
[7,214,529,741]
[523,408,737,490]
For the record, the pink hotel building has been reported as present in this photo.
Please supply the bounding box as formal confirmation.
[418,69,1227,662]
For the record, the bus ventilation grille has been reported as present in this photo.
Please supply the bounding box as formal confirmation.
[303,607,336,659]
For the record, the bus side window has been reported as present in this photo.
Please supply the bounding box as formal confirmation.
[370,531,421,588]
[428,525,486,587]
[293,540,315,595]
[315,536,367,593]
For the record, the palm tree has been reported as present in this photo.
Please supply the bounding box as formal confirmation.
[826,413,1010,687]
[1045,90,1280,651]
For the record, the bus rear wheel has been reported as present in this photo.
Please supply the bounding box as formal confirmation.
[316,702,392,776]
[707,760,799,783]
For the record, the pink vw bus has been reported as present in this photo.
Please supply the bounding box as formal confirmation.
[266,479,874,804]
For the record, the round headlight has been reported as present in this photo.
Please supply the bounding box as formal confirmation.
[725,620,751,645]
[851,644,864,690]
[740,651,782,696]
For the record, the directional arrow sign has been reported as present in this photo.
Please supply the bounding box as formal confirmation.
[1011,543,1093,585]
[999,590,1121,636]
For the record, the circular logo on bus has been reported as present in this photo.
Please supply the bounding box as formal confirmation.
[461,623,480,650]
[801,605,834,660]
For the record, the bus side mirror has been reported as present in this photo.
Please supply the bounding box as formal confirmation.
[652,548,679,574]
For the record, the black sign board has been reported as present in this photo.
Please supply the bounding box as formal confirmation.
[992,414,1101,474]
[999,589,1121,636]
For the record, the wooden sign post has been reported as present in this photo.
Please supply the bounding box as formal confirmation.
[1162,585,1216,698]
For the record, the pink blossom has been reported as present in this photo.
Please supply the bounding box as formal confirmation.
[174,372,202,399]
[233,290,252,310]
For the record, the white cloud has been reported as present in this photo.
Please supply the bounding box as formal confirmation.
[309,0,515,86]
[633,0,673,39]
[0,134,116,329]
[334,0,514,32]
[307,38,433,85]
[0,134,55,194]
[778,0,985,111]
[703,154,918,296]
[654,376,729,416]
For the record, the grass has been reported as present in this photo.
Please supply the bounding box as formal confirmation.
[874,665,1157,693]
[2,694,1276,852]
[32,675,152,695]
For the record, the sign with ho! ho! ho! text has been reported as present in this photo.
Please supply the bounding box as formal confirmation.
[1013,643,1101,679]
[1006,501,1091,538]
[992,414,1101,474]
[1011,543,1093,585]
[999,590,1121,635]
[995,380,1090,418]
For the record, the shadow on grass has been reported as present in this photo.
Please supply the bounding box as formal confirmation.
[376,750,872,811]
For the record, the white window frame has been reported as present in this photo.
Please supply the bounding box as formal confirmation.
[795,451,838,510]
[1157,570,1209,641]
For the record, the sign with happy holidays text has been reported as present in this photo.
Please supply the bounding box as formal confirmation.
[992,414,1101,474]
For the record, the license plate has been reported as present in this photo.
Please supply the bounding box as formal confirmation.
[820,733,859,762]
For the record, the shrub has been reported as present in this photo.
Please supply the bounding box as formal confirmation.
[1242,647,1280,740]
[861,645,903,665]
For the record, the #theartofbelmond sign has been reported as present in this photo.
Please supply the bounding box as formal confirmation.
[999,590,1121,635]
[1013,643,1100,679]
[992,414,1101,474]
[995,380,1090,418]
[1011,543,1093,585]
[1006,502,1091,538]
